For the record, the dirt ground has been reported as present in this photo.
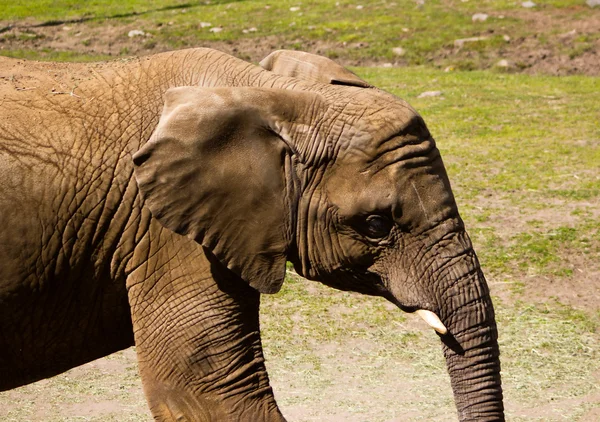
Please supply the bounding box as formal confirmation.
[470,194,600,314]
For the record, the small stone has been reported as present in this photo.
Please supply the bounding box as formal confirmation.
[356,5,364,9]
[62,26,71,31]
[454,36,487,48]
[402,27,409,32]
[472,13,488,22]
[128,30,146,38]
[209,27,223,33]
[496,59,510,68]
[503,35,511,41]
[587,0,600,7]
[417,91,443,98]
[444,66,454,72]
[200,22,212,28]
[522,1,536,8]
[392,47,406,56]
[560,29,577,38]
[382,63,393,68]
[290,6,300,12]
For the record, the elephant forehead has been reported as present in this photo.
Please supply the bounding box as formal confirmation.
[334,110,433,174]
[326,87,420,136]
[326,166,398,215]
[324,100,428,165]
[326,145,457,232]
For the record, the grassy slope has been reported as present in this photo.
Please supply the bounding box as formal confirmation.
[1,0,599,70]
[0,0,195,20]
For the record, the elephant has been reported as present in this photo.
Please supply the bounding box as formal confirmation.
[0,48,504,421]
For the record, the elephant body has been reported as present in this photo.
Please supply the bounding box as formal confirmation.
[0,49,504,421]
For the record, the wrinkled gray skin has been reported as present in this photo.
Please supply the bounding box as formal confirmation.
[0,48,504,421]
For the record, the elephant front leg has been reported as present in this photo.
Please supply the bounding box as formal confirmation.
[126,228,285,422]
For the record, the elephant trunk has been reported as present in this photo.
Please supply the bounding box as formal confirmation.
[436,232,504,421]
[386,223,504,421]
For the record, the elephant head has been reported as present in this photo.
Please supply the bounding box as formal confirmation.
[132,51,504,421]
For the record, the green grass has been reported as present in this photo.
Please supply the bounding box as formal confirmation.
[356,66,600,280]
[1,0,586,22]
[0,48,113,62]
[260,274,600,421]
[0,0,198,21]
[2,0,598,68]
[498,300,599,403]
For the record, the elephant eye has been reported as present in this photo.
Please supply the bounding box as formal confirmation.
[363,215,393,239]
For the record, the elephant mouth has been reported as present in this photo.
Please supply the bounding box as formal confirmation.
[382,292,449,335]
[382,291,427,313]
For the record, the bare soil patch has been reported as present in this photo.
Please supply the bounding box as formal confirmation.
[432,7,600,75]
[469,195,600,313]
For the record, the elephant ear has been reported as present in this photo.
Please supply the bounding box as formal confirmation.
[260,50,371,88]
[133,86,318,293]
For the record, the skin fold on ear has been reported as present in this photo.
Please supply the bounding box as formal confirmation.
[259,50,372,88]
[132,86,318,293]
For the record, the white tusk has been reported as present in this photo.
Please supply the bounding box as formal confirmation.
[416,309,448,335]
